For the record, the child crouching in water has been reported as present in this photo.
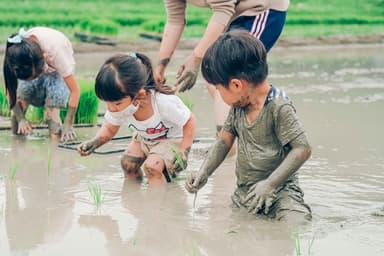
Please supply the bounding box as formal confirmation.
[77,53,196,184]
[185,30,312,222]
[3,27,79,141]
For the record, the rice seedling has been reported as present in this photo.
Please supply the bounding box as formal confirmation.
[0,88,10,117]
[88,181,104,208]
[180,96,195,111]
[294,227,302,256]
[171,146,186,171]
[8,162,19,180]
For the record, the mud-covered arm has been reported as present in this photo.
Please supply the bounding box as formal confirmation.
[268,133,311,189]
[185,130,235,193]
[61,74,80,141]
[245,133,312,214]
[77,122,120,156]
[12,102,33,134]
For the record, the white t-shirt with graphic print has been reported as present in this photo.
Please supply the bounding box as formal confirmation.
[104,91,191,140]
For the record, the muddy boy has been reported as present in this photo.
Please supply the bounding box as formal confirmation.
[185,30,312,222]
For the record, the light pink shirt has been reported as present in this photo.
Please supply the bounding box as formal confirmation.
[26,27,75,78]
[165,0,290,26]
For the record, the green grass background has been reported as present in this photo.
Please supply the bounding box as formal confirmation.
[0,0,382,42]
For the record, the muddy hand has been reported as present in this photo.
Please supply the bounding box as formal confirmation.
[175,52,201,93]
[154,58,170,85]
[243,179,277,215]
[185,171,208,194]
[17,119,33,135]
[77,139,100,156]
[61,123,77,142]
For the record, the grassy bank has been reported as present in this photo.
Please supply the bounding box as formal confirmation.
[0,0,382,43]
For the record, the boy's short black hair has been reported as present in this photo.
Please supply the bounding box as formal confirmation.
[201,30,268,87]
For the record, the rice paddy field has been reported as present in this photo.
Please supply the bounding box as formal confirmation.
[0,1,384,255]
[0,45,384,255]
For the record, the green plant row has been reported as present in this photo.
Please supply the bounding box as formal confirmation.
[0,81,99,125]
[0,0,383,41]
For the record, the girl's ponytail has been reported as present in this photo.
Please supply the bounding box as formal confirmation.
[135,52,175,95]
[3,37,19,108]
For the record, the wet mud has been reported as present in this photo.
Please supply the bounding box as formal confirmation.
[0,44,384,255]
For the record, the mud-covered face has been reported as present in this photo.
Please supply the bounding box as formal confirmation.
[216,82,248,108]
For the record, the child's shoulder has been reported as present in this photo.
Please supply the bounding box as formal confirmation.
[153,91,183,104]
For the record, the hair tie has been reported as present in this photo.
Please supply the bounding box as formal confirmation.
[7,28,28,44]
[129,52,138,59]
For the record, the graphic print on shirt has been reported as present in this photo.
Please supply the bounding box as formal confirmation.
[129,121,170,140]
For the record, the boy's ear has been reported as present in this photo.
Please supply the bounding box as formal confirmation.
[229,78,244,92]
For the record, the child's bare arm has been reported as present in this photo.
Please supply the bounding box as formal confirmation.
[244,132,312,214]
[179,113,196,155]
[77,123,120,156]
[61,74,80,142]
[185,130,235,193]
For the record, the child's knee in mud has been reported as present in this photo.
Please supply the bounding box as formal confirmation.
[120,155,144,174]
[143,156,164,179]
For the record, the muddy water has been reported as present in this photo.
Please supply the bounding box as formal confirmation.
[0,44,384,255]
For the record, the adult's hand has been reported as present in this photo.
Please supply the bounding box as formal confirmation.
[154,58,170,85]
[176,52,202,92]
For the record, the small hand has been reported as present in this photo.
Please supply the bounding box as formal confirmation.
[243,179,277,215]
[185,171,208,194]
[176,52,202,93]
[60,123,77,142]
[77,139,99,156]
[17,119,33,135]
[171,148,188,173]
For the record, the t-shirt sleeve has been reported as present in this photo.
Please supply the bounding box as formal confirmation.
[157,93,191,126]
[207,0,237,26]
[223,107,238,136]
[275,103,305,146]
[104,110,124,126]
[164,0,187,25]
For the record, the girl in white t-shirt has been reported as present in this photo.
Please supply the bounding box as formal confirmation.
[77,53,196,184]
[3,27,80,141]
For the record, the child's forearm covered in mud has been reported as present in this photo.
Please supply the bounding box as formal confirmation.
[185,130,235,193]
[77,122,120,156]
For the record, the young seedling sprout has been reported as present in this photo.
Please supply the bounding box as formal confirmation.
[180,96,194,111]
[88,181,104,208]
[8,163,19,180]
[171,146,197,208]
